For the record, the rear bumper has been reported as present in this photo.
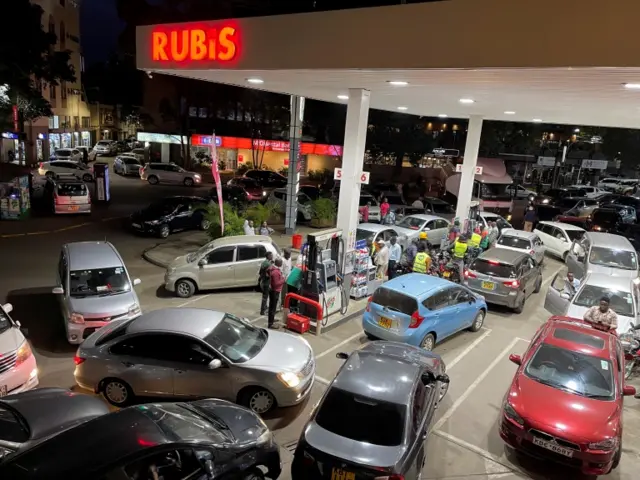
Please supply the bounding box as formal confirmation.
[362,312,422,345]
[55,204,91,214]
[465,283,517,308]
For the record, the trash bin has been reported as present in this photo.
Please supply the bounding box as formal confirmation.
[292,234,303,250]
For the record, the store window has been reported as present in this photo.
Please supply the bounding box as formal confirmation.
[61,81,67,100]
[81,117,90,128]
[49,84,56,100]
[49,116,60,129]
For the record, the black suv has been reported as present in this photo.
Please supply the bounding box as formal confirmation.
[129,196,210,238]
[245,169,288,188]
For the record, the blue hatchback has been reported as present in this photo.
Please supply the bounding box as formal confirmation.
[362,273,488,351]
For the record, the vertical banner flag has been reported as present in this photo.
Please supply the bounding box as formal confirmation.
[211,132,224,234]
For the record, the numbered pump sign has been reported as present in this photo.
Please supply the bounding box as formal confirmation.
[455,164,484,175]
[334,168,370,185]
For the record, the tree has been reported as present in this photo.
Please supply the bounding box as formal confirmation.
[478,121,542,157]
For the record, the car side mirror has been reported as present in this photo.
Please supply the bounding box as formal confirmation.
[208,359,222,370]
[52,287,64,295]
[436,374,450,384]
[2,303,13,314]
[336,352,349,360]
[133,278,141,286]
[509,354,522,366]
[468,296,476,304]
[198,259,208,267]
[623,385,637,397]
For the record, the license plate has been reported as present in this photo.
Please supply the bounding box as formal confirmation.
[0,385,6,397]
[481,281,496,290]
[132,223,141,228]
[331,468,355,480]
[68,205,79,211]
[532,437,574,457]
[443,271,451,278]
[378,317,392,329]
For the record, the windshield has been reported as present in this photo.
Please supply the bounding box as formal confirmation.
[0,406,29,443]
[137,404,230,443]
[0,307,13,335]
[359,196,376,207]
[431,202,455,214]
[315,387,405,446]
[145,201,178,216]
[189,244,212,263]
[573,284,634,317]
[69,267,131,297]
[470,259,516,278]
[57,184,87,197]
[589,246,637,270]
[55,149,71,156]
[203,314,267,363]
[525,344,614,400]
[566,230,585,242]
[497,236,532,250]
[356,228,376,241]
[396,216,426,230]
[297,193,312,205]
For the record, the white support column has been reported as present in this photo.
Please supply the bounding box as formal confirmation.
[455,115,483,223]
[337,89,370,253]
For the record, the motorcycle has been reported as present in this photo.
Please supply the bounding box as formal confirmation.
[621,325,640,379]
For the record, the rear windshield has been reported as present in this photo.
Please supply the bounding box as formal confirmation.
[497,236,531,250]
[589,246,637,270]
[592,211,620,223]
[371,287,418,316]
[470,259,516,279]
[57,184,87,196]
[430,202,455,214]
[315,388,405,446]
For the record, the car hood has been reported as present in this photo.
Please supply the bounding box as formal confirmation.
[585,266,639,279]
[132,209,166,222]
[168,254,193,271]
[509,375,620,442]
[68,291,137,317]
[566,304,635,334]
[0,326,23,354]
[244,330,310,373]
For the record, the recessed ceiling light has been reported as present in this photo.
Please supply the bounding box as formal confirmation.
[624,83,640,89]
[459,98,475,104]
[574,128,580,133]
[504,111,516,115]
[388,81,408,86]
[246,78,264,84]
[337,95,349,100]
[397,106,408,111]
[532,118,543,123]
[438,114,447,118]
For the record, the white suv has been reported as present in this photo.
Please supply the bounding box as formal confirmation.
[140,162,202,186]
[266,188,312,221]
[0,304,38,398]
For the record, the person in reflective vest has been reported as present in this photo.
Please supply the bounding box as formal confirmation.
[452,235,469,259]
[468,230,482,249]
[413,243,431,273]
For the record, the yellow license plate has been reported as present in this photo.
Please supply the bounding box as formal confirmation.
[443,271,451,278]
[331,468,355,480]
[481,281,495,290]
[378,317,392,329]
[68,205,79,211]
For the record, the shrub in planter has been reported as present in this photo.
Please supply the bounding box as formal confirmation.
[205,203,245,241]
[245,202,278,226]
[278,167,289,176]
[310,198,337,228]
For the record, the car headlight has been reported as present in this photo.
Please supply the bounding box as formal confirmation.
[69,312,85,324]
[588,438,618,451]
[542,199,549,204]
[277,371,301,388]
[256,430,273,446]
[15,341,32,366]
[194,174,201,179]
[503,402,524,426]
[146,220,160,225]
[128,304,141,317]
[262,191,267,196]
[167,267,176,275]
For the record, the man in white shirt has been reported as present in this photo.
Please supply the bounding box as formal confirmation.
[388,236,402,279]
[412,197,424,209]
[375,240,389,280]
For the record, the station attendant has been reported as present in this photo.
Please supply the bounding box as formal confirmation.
[468,229,482,249]
[452,235,469,274]
[418,231,429,250]
[413,243,431,274]
[375,240,389,279]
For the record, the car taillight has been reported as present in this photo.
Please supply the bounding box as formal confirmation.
[54,194,60,204]
[74,355,86,365]
[39,162,44,169]
[374,475,404,480]
[464,269,477,279]
[365,296,373,312]
[15,341,32,367]
[409,311,425,328]
[503,280,520,288]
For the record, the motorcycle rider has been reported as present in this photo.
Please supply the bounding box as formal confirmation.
[418,231,429,250]
[413,243,432,274]
[451,234,469,278]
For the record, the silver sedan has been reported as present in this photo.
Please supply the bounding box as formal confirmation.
[74,308,315,414]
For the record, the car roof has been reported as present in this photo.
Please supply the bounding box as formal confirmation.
[543,317,613,360]
[423,197,448,204]
[477,248,527,264]
[581,272,632,291]
[209,235,274,247]
[65,242,123,271]
[381,272,452,297]
[500,229,536,239]
[356,223,394,233]
[403,214,449,222]
[585,232,635,250]
[333,342,429,404]
[126,308,226,337]
[538,221,585,231]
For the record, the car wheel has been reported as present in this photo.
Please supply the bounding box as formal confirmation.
[147,175,159,185]
[102,378,134,407]
[45,171,55,179]
[82,174,93,182]
[199,217,210,231]
[533,275,542,293]
[420,333,436,351]
[184,177,194,187]
[514,294,525,314]
[242,468,265,480]
[158,224,170,238]
[469,310,485,332]
[610,444,622,471]
[240,387,276,415]
[175,279,196,298]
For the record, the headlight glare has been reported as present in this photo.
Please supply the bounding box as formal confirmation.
[277,371,301,388]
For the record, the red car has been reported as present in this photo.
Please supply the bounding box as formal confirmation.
[499,316,637,476]
[227,177,266,201]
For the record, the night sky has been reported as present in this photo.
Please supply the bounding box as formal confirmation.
[80,0,124,65]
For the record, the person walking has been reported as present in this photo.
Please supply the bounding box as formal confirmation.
[405,237,418,267]
[388,236,402,279]
[375,240,389,279]
[259,251,274,316]
[584,296,618,333]
[451,234,469,276]
[412,243,431,274]
[267,258,285,329]
[243,220,254,235]
[380,197,390,223]
[524,206,536,232]
[383,208,396,225]
[359,201,370,223]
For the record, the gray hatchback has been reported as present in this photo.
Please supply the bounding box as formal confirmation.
[291,341,449,480]
[463,248,543,313]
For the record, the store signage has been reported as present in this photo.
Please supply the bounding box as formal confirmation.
[191,134,343,156]
[537,156,556,167]
[12,106,18,131]
[137,132,188,145]
[253,139,288,152]
[455,164,483,175]
[1,132,18,140]
[581,159,608,170]
[195,135,222,147]
[151,25,239,63]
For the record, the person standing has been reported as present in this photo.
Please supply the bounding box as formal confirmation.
[267,258,285,329]
[259,252,274,316]
[388,236,402,279]
[383,208,396,225]
[451,234,469,275]
[412,243,431,274]
[375,240,389,279]
[380,197,390,223]
[243,220,254,235]
[488,221,500,247]
[359,201,370,223]
[259,221,273,236]
[280,248,293,305]
[479,227,490,251]
[583,296,618,332]
[405,238,418,267]
[82,148,89,164]
[524,206,536,232]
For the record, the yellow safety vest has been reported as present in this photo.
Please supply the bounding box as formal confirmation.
[413,252,429,273]
[469,233,481,248]
[453,240,468,259]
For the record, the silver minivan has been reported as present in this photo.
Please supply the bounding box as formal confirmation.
[565,232,639,280]
[53,242,142,344]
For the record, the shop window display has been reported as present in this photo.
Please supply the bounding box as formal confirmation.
[49,133,61,156]
[61,133,72,148]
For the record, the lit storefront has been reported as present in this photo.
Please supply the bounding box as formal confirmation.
[0,133,25,163]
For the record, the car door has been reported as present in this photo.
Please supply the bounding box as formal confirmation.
[520,257,537,297]
[447,287,477,331]
[423,220,439,244]
[553,227,572,257]
[534,224,553,254]
[235,244,267,287]
[432,219,449,245]
[544,271,571,316]
[197,246,237,289]
[423,288,458,340]
[566,237,587,278]
[169,203,193,231]
[544,225,562,256]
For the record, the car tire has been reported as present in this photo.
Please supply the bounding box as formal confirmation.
[147,175,159,185]
[175,279,196,298]
[239,387,276,415]
[158,224,170,238]
[533,275,542,293]
[102,378,134,407]
[610,444,622,471]
[514,294,525,314]
[469,310,485,332]
[82,174,93,182]
[242,468,265,480]
[365,332,377,340]
[199,216,210,231]
[420,333,436,351]
[184,177,194,187]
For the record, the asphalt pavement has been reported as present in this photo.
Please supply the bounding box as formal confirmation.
[0,162,639,479]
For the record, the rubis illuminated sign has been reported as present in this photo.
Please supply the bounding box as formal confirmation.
[151,25,239,63]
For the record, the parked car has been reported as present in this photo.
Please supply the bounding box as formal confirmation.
[598,177,622,192]
[355,223,407,250]
[140,162,202,186]
[228,177,267,201]
[51,148,83,162]
[535,187,587,205]
[571,184,608,198]
[537,197,597,222]
[534,221,585,261]
[44,176,91,215]
[75,308,315,413]
[395,205,427,222]
[597,193,640,221]
[464,249,543,313]
[565,232,638,280]
[93,140,115,156]
[381,192,407,213]
[495,229,545,265]
[164,235,282,298]
[506,184,537,200]
[613,178,638,195]
[130,148,146,162]
[208,184,251,210]
[52,241,142,344]
[244,169,288,188]
[544,271,638,334]
[0,399,281,479]
[500,316,636,476]
[38,160,94,182]
[265,188,312,222]
[113,140,131,153]
[394,214,451,247]
[363,273,487,350]
[591,205,636,232]
[130,196,210,238]
[291,341,450,480]
[0,304,38,398]
[477,212,513,232]
[74,146,91,164]
[422,197,456,220]
[113,154,143,176]
[0,387,109,461]
[298,184,321,200]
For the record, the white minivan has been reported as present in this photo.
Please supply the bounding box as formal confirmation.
[0,303,38,397]
[565,232,639,280]
[534,221,585,261]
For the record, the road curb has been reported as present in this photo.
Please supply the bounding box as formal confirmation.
[141,243,169,268]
